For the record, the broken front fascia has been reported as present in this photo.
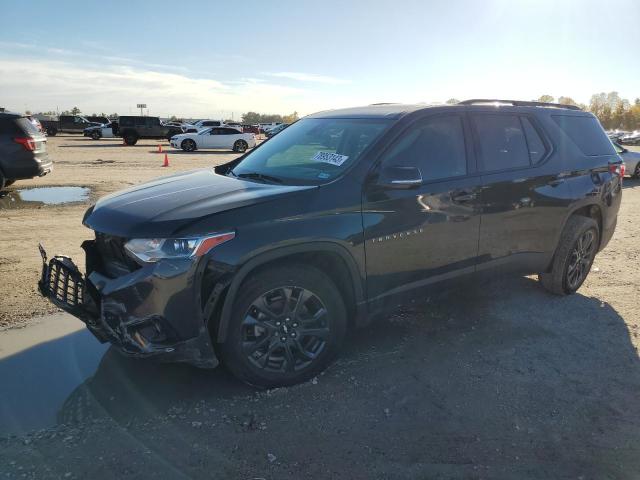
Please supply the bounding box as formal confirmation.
[39,240,219,368]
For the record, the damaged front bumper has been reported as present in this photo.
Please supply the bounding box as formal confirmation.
[37,242,219,368]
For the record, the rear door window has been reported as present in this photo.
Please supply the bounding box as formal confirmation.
[552,115,615,156]
[472,114,530,171]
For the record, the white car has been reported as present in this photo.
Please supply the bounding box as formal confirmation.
[170,127,256,152]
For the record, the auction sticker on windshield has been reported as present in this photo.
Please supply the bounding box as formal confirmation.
[311,151,349,166]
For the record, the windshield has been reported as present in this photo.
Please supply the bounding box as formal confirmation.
[230,118,390,184]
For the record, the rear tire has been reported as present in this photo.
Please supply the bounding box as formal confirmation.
[4,180,15,187]
[539,216,599,295]
[220,264,347,388]
[634,163,640,179]
[46,127,57,136]
[233,140,248,153]
[181,139,196,152]
[0,171,5,191]
[123,133,138,146]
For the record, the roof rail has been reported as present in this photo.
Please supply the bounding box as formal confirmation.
[459,99,581,111]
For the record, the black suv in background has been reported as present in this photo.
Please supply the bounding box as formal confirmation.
[39,115,100,136]
[0,111,51,190]
[117,116,183,145]
[39,100,622,387]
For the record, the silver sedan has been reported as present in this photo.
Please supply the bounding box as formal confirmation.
[613,142,640,178]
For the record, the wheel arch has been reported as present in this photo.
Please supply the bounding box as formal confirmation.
[212,242,366,343]
[547,202,603,272]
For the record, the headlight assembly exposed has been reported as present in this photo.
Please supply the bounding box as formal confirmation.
[124,232,235,263]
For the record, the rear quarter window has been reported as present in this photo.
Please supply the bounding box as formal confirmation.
[551,115,615,156]
[14,118,39,135]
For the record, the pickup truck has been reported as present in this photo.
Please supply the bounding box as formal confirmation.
[38,115,101,136]
[117,116,184,145]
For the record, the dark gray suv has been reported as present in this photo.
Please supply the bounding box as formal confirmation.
[0,112,52,190]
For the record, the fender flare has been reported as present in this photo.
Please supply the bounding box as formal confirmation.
[215,241,365,343]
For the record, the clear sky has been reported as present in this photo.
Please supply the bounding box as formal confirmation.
[1,0,638,118]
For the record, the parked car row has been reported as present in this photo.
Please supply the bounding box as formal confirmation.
[608,129,640,145]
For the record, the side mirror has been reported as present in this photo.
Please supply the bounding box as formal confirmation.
[378,166,423,189]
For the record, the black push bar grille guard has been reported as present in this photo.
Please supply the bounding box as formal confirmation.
[38,243,85,311]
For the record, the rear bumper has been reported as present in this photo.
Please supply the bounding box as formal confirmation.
[37,242,219,368]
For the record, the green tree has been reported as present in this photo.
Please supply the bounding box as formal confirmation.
[282,111,299,123]
[445,98,460,105]
[70,106,81,115]
[537,95,555,103]
[557,96,578,106]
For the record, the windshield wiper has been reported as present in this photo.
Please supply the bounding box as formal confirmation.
[236,172,284,184]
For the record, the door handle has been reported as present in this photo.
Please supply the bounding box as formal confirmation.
[451,191,477,203]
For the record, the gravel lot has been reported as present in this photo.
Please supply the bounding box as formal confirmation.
[0,136,639,479]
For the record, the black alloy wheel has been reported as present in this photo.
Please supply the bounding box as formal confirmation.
[220,264,347,387]
[234,140,248,153]
[241,286,330,373]
[181,139,196,152]
[565,229,597,291]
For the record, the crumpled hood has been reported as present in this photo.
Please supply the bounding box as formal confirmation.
[84,169,313,237]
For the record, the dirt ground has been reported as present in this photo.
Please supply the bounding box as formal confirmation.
[0,135,244,327]
[1,137,640,479]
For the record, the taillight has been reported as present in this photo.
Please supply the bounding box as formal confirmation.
[609,163,625,177]
[14,137,36,151]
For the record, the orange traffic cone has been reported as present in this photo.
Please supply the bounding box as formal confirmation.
[162,153,169,167]
[158,144,163,153]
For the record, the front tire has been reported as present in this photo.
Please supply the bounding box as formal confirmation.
[181,139,196,152]
[46,127,57,136]
[539,216,599,295]
[123,133,138,146]
[634,163,640,179]
[220,264,347,388]
[233,140,248,153]
[91,130,101,140]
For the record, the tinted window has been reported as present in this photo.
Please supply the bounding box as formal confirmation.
[210,128,224,135]
[15,117,40,135]
[119,117,133,127]
[552,115,615,156]
[473,114,529,171]
[0,117,22,135]
[222,128,240,135]
[381,115,467,181]
[521,117,546,163]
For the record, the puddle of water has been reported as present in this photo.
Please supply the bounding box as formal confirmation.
[0,186,90,209]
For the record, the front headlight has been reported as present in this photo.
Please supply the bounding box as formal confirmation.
[124,232,235,263]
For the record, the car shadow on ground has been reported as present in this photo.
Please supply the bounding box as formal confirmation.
[623,177,640,189]
[2,275,639,478]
